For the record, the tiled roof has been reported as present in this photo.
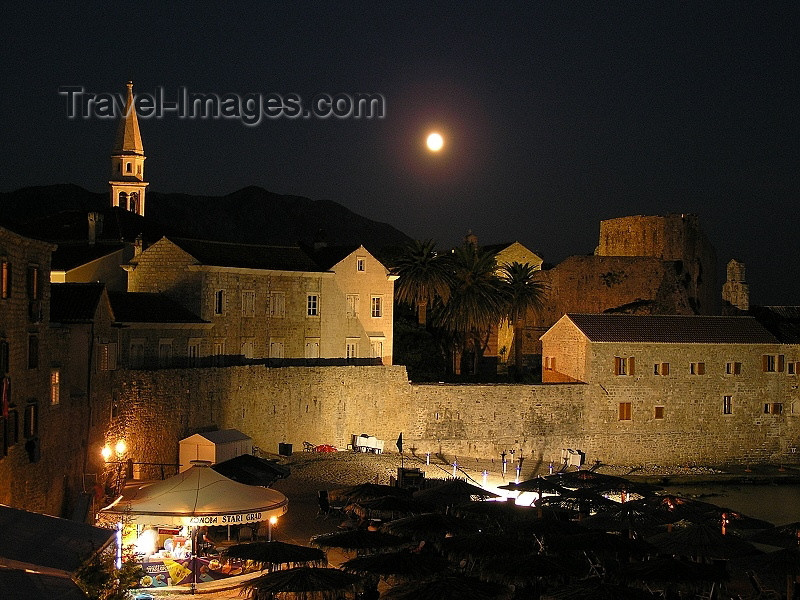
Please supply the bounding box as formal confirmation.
[171,238,325,272]
[566,313,780,344]
[50,282,106,322]
[51,243,125,271]
[194,429,252,444]
[108,291,206,324]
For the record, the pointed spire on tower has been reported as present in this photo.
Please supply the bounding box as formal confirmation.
[113,81,144,155]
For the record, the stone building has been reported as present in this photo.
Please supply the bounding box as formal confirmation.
[123,237,396,365]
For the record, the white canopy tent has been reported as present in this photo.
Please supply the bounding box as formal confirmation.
[100,461,288,526]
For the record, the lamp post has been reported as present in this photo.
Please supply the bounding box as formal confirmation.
[102,438,128,494]
[268,516,278,542]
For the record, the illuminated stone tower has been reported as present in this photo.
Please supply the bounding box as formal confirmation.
[109,81,147,216]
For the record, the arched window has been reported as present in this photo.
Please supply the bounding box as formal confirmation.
[129,192,139,213]
[118,191,128,210]
[126,162,132,173]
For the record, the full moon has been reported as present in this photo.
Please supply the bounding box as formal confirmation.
[426,132,444,152]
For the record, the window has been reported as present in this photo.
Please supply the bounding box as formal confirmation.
[371,296,383,318]
[346,294,359,318]
[126,162,132,173]
[6,407,19,449]
[723,395,732,415]
[653,362,669,375]
[762,354,785,373]
[614,356,635,376]
[764,403,783,415]
[50,370,60,405]
[689,362,705,375]
[618,402,632,421]
[187,339,201,367]
[544,356,556,371]
[27,266,39,300]
[788,361,799,376]
[1,260,10,299]
[370,339,384,361]
[269,339,284,359]
[118,192,128,210]
[304,338,320,360]
[307,294,318,316]
[24,401,38,439]
[346,339,359,361]
[0,339,8,374]
[214,290,225,315]
[241,291,255,316]
[356,257,366,272]
[654,406,664,419]
[158,340,173,368]
[241,339,254,359]
[213,341,226,366]
[97,342,117,371]
[129,340,145,369]
[27,335,38,369]
[269,292,285,318]
[726,361,742,376]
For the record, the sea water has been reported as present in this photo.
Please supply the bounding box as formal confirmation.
[665,483,800,526]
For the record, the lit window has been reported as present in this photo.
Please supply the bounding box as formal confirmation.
[371,296,383,318]
[50,370,60,405]
[723,395,732,415]
[307,294,318,316]
[0,260,10,299]
[618,402,632,421]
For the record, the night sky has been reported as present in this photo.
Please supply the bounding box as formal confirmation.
[2,2,798,304]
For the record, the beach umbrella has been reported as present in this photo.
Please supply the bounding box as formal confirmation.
[747,546,800,600]
[414,479,500,507]
[344,495,424,521]
[221,541,326,572]
[436,533,536,563]
[477,553,567,587]
[581,500,672,535]
[749,521,800,548]
[547,531,653,558]
[381,513,481,541]
[329,483,410,505]
[541,582,657,600]
[499,476,567,497]
[340,549,449,580]
[380,574,513,600]
[537,488,618,514]
[451,500,542,531]
[613,556,728,584]
[546,470,630,490]
[241,566,363,600]
[648,523,762,560]
[310,530,409,553]
[512,517,586,543]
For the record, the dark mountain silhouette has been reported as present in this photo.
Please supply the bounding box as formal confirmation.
[0,184,412,254]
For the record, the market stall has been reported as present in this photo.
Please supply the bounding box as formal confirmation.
[98,460,288,589]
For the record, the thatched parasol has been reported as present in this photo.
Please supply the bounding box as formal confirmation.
[477,553,566,587]
[381,512,481,542]
[221,541,326,572]
[749,521,800,548]
[436,533,536,563]
[580,500,672,535]
[310,530,409,553]
[647,523,762,560]
[329,483,411,505]
[414,479,500,507]
[380,573,513,600]
[546,531,653,557]
[344,495,424,521]
[340,549,450,580]
[241,566,363,600]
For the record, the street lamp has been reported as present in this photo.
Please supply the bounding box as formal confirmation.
[102,438,128,494]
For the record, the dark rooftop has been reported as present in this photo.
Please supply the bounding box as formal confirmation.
[171,237,325,272]
[50,242,126,271]
[566,313,780,344]
[50,282,106,323]
[750,306,800,344]
[108,291,206,323]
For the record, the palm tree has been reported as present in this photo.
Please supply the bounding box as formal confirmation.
[433,245,507,375]
[499,262,547,377]
[394,240,454,325]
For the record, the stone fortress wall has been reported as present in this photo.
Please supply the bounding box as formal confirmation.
[110,364,799,475]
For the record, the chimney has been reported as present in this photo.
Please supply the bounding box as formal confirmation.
[134,234,143,257]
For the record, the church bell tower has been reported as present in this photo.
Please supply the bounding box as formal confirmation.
[109,81,148,216]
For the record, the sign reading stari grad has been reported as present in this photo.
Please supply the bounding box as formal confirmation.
[185,505,287,526]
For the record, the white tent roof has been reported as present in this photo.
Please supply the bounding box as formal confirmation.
[100,462,288,526]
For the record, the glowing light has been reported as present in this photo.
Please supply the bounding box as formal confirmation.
[115,439,127,457]
[426,132,444,152]
[101,445,112,462]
